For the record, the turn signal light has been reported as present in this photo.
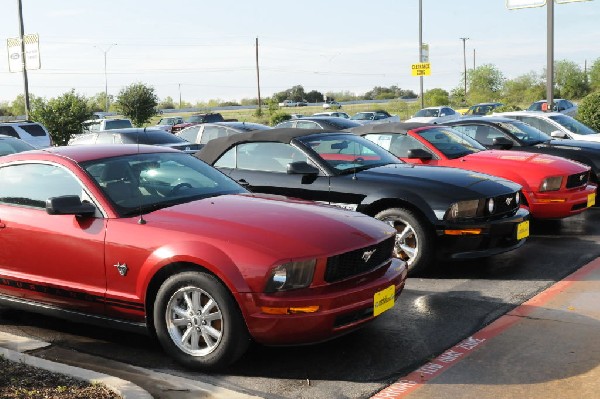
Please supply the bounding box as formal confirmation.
[261,306,320,315]
[444,229,482,235]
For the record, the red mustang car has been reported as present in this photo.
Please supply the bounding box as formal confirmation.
[0,145,407,370]
[351,123,597,219]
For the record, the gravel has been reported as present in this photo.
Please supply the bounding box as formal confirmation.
[0,356,121,399]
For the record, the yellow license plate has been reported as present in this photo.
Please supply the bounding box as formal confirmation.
[516,220,530,240]
[588,193,596,208]
[373,285,395,316]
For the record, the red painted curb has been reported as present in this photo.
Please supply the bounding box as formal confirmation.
[371,257,600,399]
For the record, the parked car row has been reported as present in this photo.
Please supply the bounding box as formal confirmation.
[0,104,597,372]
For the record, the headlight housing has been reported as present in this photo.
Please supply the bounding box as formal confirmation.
[264,259,316,293]
[540,176,563,192]
[446,199,481,220]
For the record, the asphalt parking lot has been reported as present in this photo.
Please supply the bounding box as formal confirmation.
[1,209,600,399]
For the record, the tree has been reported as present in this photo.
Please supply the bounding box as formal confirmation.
[304,90,324,103]
[8,94,38,117]
[589,58,600,92]
[554,59,588,99]
[115,83,158,126]
[578,91,600,131]
[87,92,113,112]
[29,90,93,146]
[501,71,545,106]
[158,96,176,109]
[467,64,505,104]
[424,88,449,106]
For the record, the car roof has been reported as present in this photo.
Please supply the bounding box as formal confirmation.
[494,111,563,117]
[8,144,177,163]
[211,121,271,130]
[447,116,518,124]
[95,127,166,134]
[346,122,433,135]
[197,128,339,164]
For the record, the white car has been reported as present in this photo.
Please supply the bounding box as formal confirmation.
[493,111,600,142]
[323,101,342,109]
[313,111,350,119]
[0,121,53,148]
[527,99,578,117]
[405,106,460,124]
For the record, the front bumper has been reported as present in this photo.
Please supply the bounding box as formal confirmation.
[437,207,529,260]
[238,258,408,345]
[525,184,596,219]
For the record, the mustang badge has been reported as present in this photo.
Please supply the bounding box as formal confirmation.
[506,197,513,205]
[114,262,128,276]
[362,249,376,262]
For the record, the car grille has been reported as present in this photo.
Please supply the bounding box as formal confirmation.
[566,171,589,189]
[493,192,520,217]
[324,236,395,283]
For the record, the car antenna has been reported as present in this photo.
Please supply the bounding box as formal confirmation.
[137,126,147,225]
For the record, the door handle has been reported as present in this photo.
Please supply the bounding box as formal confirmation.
[237,179,250,187]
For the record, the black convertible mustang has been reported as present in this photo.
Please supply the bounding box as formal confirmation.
[196,128,530,274]
[444,117,600,184]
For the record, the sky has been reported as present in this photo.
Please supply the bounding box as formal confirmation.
[0,0,598,105]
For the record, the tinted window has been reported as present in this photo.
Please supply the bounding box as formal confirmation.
[0,138,35,155]
[121,131,190,145]
[0,163,83,208]
[105,120,133,129]
[19,124,47,137]
[364,133,430,158]
[230,142,308,173]
[0,126,19,138]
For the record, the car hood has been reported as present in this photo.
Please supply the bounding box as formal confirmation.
[460,150,588,176]
[357,163,520,198]
[146,193,396,259]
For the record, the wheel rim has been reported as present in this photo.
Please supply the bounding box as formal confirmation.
[382,217,419,267]
[165,286,223,357]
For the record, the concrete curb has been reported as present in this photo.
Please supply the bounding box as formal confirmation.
[0,332,152,399]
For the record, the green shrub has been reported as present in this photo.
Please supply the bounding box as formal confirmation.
[494,104,522,113]
[269,111,291,126]
[578,92,600,131]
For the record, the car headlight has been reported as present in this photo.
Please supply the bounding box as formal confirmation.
[265,259,316,293]
[515,191,520,205]
[486,198,495,214]
[446,199,481,220]
[540,176,563,192]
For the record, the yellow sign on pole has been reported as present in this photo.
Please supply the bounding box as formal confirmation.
[411,62,431,76]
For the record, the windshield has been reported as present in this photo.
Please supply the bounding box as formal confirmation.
[297,133,401,174]
[81,152,245,216]
[497,121,552,144]
[549,115,597,135]
[417,127,485,158]
[121,131,192,145]
[414,108,439,117]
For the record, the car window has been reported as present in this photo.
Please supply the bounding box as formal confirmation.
[0,126,19,138]
[199,126,228,144]
[296,121,319,129]
[177,126,202,142]
[0,163,84,209]
[276,121,293,128]
[19,124,47,137]
[105,120,133,130]
[549,115,596,135]
[226,142,308,173]
[417,127,483,157]
[364,133,429,158]
[88,122,101,132]
[517,116,555,135]
[415,108,439,117]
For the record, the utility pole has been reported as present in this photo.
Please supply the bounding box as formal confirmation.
[418,0,424,109]
[178,83,182,109]
[17,0,30,119]
[460,37,469,103]
[473,48,476,70]
[546,0,554,111]
[94,44,117,113]
[255,37,262,110]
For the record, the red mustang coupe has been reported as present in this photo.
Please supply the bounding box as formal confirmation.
[0,145,407,370]
[351,123,597,219]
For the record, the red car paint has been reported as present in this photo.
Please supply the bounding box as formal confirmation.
[363,125,597,219]
[0,145,407,367]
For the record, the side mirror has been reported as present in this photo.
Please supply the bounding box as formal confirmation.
[287,161,319,176]
[46,195,96,217]
[550,130,568,139]
[491,137,514,150]
[407,148,433,160]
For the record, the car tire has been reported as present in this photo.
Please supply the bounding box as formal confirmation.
[153,271,250,370]
[374,208,434,275]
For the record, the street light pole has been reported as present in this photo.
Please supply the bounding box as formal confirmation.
[94,44,117,113]
[419,0,424,109]
[460,37,469,103]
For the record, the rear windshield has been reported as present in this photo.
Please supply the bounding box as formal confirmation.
[19,124,47,137]
[105,120,133,129]
[121,131,190,145]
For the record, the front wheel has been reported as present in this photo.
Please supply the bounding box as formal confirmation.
[375,208,434,275]
[153,271,250,370]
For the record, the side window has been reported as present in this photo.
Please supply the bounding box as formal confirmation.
[178,126,201,142]
[364,134,426,158]
[200,126,228,144]
[276,121,293,128]
[89,122,101,132]
[214,147,236,169]
[296,121,319,129]
[0,126,19,138]
[452,125,478,140]
[0,163,83,208]
[519,117,553,134]
[235,142,307,172]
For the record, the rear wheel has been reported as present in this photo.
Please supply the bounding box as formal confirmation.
[153,271,249,370]
[375,208,434,275]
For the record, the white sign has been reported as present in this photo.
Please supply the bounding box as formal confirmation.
[421,43,429,63]
[6,33,41,72]
[506,0,546,8]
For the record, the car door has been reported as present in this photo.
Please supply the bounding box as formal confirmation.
[0,162,107,314]
[214,141,331,203]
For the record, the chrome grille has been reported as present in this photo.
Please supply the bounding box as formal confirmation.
[324,236,395,283]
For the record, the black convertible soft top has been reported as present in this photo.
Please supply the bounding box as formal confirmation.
[195,127,339,164]
[346,122,433,135]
